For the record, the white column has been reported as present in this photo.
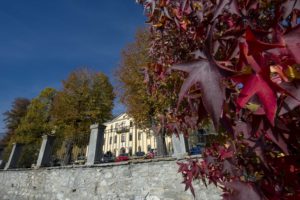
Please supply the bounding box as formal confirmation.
[86,124,105,165]
[36,135,55,168]
[4,143,23,170]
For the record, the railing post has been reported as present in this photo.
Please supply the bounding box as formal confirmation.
[36,135,55,168]
[0,146,3,160]
[4,143,23,170]
[86,124,105,165]
[0,146,4,169]
[171,133,189,159]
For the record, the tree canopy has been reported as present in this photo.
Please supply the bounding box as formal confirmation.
[1,88,56,167]
[15,88,57,142]
[116,28,172,155]
[1,68,115,166]
[52,68,115,139]
[1,98,30,146]
[116,28,153,128]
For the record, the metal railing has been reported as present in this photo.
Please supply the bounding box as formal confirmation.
[0,124,190,170]
[105,126,133,134]
[17,140,42,168]
[50,134,89,166]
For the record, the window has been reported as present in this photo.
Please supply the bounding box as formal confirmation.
[147,145,151,152]
[138,132,142,140]
[109,137,112,144]
[130,121,133,127]
[129,133,133,141]
[114,135,117,143]
[121,133,126,142]
[138,146,142,152]
[146,131,151,139]
[121,121,125,128]
[110,125,113,132]
[129,147,132,156]
[120,147,126,154]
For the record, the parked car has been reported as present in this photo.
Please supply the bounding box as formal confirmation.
[135,151,145,157]
[190,146,202,155]
[145,150,155,159]
[50,156,63,167]
[115,153,129,162]
[73,155,86,165]
[101,151,115,163]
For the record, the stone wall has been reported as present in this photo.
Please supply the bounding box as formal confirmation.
[0,158,221,200]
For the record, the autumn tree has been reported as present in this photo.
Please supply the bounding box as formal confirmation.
[116,28,171,156]
[10,88,57,167]
[15,88,57,138]
[116,28,152,127]
[1,98,30,161]
[52,68,114,164]
[1,98,30,146]
[138,0,300,199]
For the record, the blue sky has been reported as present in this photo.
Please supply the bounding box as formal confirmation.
[0,0,146,138]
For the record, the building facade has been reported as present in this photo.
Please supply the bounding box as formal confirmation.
[103,113,172,157]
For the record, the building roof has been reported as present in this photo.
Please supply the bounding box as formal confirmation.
[103,113,131,125]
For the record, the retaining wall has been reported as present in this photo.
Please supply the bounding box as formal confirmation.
[0,158,221,200]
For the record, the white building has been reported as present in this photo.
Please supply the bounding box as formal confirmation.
[102,113,172,157]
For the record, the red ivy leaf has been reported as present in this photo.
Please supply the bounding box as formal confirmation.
[265,129,289,155]
[283,25,300,63]
[205,155,217,166]
[222,160,236,176]
[223,181,261,200]
[282,0,300,19]
[233,74,277,125]
[177,161,197,197]
[234,120,251,139]
[212,0,240,21]
[220,148,234,160]
[172,59,225,128]
[246,27,284,61]
[279,81,300,115]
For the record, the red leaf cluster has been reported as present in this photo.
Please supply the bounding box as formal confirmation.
[138,0,300,199]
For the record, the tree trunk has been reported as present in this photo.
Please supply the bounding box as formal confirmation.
[156,127,168,156]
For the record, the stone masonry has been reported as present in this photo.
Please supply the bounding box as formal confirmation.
[0,158,221,200]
